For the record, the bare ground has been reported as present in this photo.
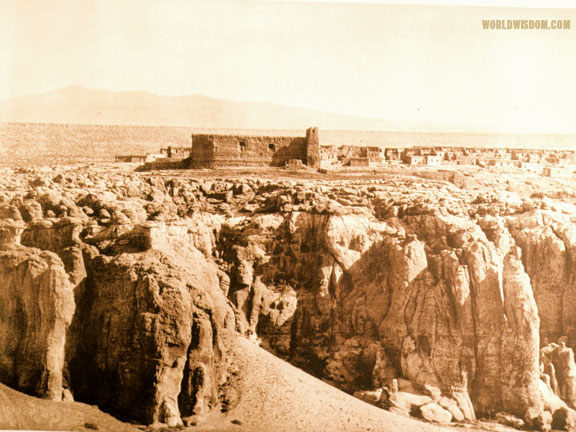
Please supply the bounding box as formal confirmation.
[189,332,518,432]
[0,383,138,431]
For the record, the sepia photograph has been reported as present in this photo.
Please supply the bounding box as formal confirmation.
[1,0,576,431]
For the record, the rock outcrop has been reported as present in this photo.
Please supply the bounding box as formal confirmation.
[0,220,75,401]
[0,184,238,426]
[67,247,233,426]
[221,209,543,421]
[2,165,576,429]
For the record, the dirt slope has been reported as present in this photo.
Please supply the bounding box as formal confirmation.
[0,383,138,431]
[193,331,444,432]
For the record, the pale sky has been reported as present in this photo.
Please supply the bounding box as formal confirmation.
[1,0,576,133]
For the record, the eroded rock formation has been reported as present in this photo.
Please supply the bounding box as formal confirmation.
[1,165,576,429]
[0,220,75,401]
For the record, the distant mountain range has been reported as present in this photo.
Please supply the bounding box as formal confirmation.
[0,86,398,130]
[2,86,576,158]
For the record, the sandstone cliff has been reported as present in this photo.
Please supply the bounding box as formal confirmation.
[1,165,576,430]
[0,220,75,401]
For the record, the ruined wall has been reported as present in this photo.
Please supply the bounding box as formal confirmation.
[190,127,320,168]
[305,127,320,168]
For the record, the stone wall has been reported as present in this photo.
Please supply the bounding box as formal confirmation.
[305,127,320,168]
[141,158,189,171]
[190,127,319,168]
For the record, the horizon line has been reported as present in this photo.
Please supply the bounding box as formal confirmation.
[3,120,576,138]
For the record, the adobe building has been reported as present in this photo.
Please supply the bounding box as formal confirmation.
[190,127,320,169]
[543,166,573,178]
[160,146,190,159]
[348,157,370,167]
[115,155,147,163]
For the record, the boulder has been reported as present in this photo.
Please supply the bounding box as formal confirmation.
[353,388,382,406]
[438,397,465,422]
[451,388,476,421]
[383,391,433,417]
[539,378,567,413]
[18,200,43,221]
[552,407,576,431]
[495,412,525,429]
[534,410,553,432]
[418,402,453,424]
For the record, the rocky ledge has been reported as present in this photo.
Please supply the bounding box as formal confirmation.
[1,164,576,431]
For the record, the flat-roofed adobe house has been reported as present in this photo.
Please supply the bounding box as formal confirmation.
[543,166,572,178]
[115,155,147,163]
[405,155,425,165]
[348,157,370,167]
[425,154,443,166]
